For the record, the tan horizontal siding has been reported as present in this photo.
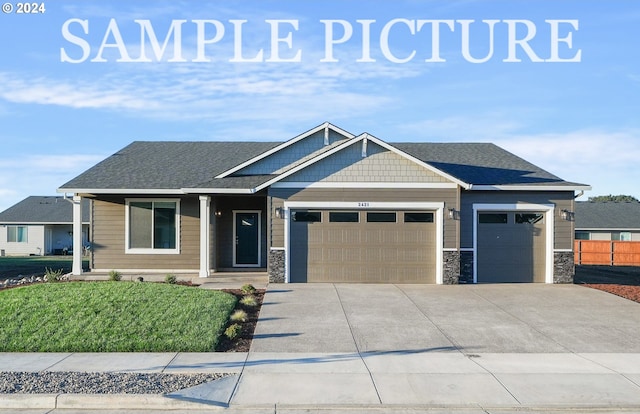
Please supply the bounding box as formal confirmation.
[459,191,575,250]
[270,188,459,249]
[92,196,200,271]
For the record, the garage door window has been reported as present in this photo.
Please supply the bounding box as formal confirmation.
[292,211,322,222]
[329,212,359,222]
[515,213,544,224]
[367,212,396,223]
[404,212,434,223]
[479,213,508,224]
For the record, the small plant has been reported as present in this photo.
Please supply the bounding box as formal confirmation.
[241,284,256,295]
[239,295,258,307]
[165,274,177,284]
[44,267,64,283]
[108,270,122,281]
[224,323,242,340]
[230,309,248,323]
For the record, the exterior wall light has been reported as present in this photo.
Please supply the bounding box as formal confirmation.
[448,208,459,220]
[274,207,284,219]
[560,209,574,221]
[214,211,222,217]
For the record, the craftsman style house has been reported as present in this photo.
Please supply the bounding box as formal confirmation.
[59,122,590,283]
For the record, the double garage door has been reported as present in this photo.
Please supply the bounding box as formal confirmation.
[289,209,436,283]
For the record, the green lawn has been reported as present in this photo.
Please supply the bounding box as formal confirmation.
[0,256,89,280]
[0,282,237,352]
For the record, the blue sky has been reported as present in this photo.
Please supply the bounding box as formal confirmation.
[0,0,638,212]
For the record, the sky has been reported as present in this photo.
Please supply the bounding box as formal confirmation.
[0,0,639,212]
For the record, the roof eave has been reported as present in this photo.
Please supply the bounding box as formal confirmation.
[469,184,592,191]
[57,188,185,195]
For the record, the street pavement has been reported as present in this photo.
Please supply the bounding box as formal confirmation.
[2,283,640,412]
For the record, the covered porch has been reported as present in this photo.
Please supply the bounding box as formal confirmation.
[68,193,270,279]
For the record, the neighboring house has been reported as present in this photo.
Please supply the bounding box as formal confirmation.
[575,201,640,241]
[58,122,590,284]
[0,196,90,256]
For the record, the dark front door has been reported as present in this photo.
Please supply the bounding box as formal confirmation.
[234,211,260,266]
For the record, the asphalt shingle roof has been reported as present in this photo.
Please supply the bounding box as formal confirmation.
[575,201,640,230]
[395,143,577,186]
[60,141,280,190]
[59,138,585,192]
[0,196,90,223]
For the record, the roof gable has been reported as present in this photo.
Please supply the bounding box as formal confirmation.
[278,135,457,186]
[0,196,89,224]
[217,122,354,178]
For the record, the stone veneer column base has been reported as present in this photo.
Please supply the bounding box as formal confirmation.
[268,249,285,283]
[554,251,575,284]
[442,251,460,285]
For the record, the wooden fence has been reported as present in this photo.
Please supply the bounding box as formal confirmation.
[574,240,640,266]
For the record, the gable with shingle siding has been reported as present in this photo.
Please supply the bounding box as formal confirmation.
[280,141,454,184]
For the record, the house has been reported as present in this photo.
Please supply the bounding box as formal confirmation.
[575,201,640,241]
[58,122,590,284]
[0,196,90,256]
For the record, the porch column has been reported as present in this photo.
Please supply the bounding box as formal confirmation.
[72,195,83,276]
[199,195,211,278]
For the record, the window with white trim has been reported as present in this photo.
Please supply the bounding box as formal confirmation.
[7,226,27,243]
[126,200,179,254]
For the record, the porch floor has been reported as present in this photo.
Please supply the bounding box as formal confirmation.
[70,271,268,290]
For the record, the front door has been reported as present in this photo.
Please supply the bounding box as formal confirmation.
[234,211,261,267]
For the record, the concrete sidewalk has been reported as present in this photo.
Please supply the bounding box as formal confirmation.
[3,283,640,412]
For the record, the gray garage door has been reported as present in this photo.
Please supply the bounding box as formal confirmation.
[290,210,436,283]
[477,211,546,283]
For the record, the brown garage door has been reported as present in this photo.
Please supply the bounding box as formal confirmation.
[477,211,546,283]
[289,210,436,283]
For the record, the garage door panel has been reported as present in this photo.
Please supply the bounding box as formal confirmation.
[290,209,436,283]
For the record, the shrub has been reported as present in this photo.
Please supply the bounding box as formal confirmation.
[239,295,258,307]
[45,267,64,283]
[230,309,248,323]
[165,274,177,284]
[108,270,122,281]
[224,323,242,340]
[241,284,256,295]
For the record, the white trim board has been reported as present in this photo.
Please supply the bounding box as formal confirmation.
[271,182,458,189]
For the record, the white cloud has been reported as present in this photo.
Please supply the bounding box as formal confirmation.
[0,154,106,213]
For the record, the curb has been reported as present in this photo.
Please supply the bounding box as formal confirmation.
[0,393,223,411]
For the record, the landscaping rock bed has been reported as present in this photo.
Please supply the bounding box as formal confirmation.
[0,372,227,394]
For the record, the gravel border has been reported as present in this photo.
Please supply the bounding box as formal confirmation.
[0,372,228,394]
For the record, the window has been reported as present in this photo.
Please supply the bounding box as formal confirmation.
[515,213,544,224]
[329,212,359,223]
[404,212,434,223]
[367,212,396,223]
[127,200,179,253]
[292,211,321,222]
[575,231,590,240]
[7,226,27,243]
[613,232,632,241]
[479,213,508,224]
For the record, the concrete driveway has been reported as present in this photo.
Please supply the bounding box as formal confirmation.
[251,283,640,354]
[228,283,640,408]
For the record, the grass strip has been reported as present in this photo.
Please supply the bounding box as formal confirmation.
[0,282,237,352]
